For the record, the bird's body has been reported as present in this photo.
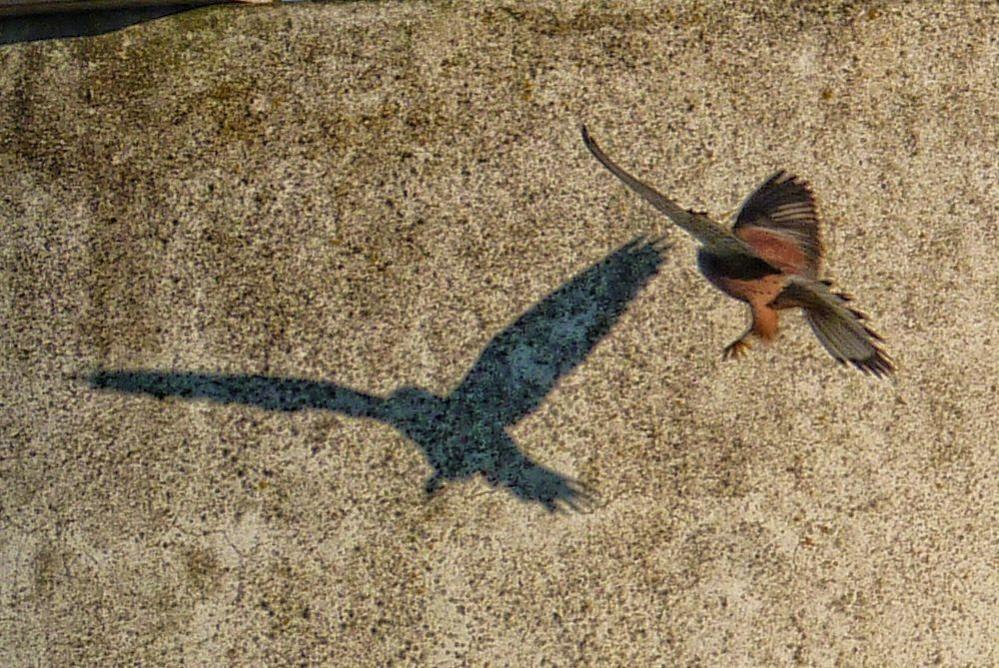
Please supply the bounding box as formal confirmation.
[582,126,892,376]
[697,250,787,346]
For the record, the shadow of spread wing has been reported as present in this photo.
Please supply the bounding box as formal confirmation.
[449,236,667,427]
[85,370,385,419]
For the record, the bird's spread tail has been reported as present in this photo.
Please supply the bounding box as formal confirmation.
[781,277,893,377]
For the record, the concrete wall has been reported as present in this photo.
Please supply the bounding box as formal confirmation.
[2,2,996,664]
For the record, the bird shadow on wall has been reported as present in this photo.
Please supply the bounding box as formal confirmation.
[85,236,669,512]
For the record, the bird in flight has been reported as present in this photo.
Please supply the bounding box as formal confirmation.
[582,126,892,376]
[85,237,668,511]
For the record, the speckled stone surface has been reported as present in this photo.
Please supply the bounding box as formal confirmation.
[2,2,997,665]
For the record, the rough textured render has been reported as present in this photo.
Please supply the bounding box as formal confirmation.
[1,2,996,665]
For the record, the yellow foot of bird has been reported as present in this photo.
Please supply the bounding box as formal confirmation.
[723,338,751,360]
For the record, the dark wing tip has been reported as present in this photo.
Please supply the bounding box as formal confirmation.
[761,169,807,193]
[580,124,609,166]
[581,124,597,151]
[736,170,819,234]
[770,170,811,190]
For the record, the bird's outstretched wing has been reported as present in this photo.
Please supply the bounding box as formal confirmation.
[85,370,385,418]
[779,277,893,377]
[581,125,768,260]
[449,236,666,427]
[734,170,822,277]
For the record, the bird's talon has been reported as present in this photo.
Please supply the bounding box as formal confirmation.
[723,339,751,360]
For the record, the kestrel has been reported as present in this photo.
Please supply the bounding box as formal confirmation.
[582,126,892,376]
